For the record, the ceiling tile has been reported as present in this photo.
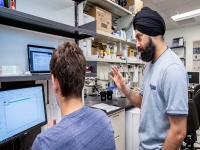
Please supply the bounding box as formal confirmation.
[183,0,197,4]
[156,0,186,11]
[195,16,200,21]
[164,4,190,17]
[187,1,200,11]
[158,11,168,19]
[166,22,179,30]
[147,3,162,12]
[150,0,166,4]
[142,0,155,6]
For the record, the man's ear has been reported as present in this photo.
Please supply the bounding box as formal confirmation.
[51,74,59,94]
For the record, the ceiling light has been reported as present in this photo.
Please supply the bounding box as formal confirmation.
[171,9,200,21]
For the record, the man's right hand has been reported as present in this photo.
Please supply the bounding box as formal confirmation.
[110,66,126,91]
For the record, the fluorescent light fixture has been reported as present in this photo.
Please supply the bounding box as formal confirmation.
[171,9,200,21]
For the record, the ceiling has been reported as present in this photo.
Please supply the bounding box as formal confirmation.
[141,0,200,31]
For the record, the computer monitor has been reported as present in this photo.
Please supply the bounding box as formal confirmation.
[187,72,200,84]
[27,45,55,73]
[0,84,47,146]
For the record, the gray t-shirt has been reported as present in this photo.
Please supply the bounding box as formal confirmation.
[139,48,188,150]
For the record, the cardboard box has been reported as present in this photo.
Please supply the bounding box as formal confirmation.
[128,48,135,56]
[83,13,95,24]
[89,6,112,33]
[124,0,143,14]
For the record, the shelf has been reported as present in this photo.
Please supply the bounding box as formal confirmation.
[95,30,136,47]
[87,0,132,17]
[125,39,136,48]
[86,73,97,77]
[95,30,125,43]
[170,45,185,49]
[0,75,51,82]
[86,57,126,63]
[0,7,96,40]
[126,60,146,65]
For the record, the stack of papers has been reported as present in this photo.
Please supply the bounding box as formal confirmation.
[91,103,120,112]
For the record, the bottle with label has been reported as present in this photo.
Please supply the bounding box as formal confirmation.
[0,0,4,7]
[4,0,9,8]
[10,0,16,10]
[4,0,16,10]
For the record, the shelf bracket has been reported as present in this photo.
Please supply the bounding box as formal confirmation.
[75,1,79,44]
[117,15,134,30]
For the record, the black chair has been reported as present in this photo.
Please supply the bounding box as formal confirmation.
[181,91,200,150]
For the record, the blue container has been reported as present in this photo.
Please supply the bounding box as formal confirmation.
[0,0,4,7]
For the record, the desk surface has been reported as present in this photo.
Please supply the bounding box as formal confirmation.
[84,96,134,115]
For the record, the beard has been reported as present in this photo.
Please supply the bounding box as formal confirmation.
[138,37,156,62]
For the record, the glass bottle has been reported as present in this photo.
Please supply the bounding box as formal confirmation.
[9,0,16,10]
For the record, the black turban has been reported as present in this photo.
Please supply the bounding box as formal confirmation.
[133,7,166,36]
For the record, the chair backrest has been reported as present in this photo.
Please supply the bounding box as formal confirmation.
[194,84,200,95]
[187,99,199,132]
[193,90,200,124]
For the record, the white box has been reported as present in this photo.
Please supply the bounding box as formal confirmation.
[2,66,22,75]
[83,13,95,24]
[126,107,140,150]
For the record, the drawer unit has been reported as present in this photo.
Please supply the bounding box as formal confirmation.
[108,109,125,150]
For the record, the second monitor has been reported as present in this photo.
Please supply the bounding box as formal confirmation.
[27,45,55,73]
[188,72,199,84]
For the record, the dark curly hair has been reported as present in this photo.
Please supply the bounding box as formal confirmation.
[50,42,86,99]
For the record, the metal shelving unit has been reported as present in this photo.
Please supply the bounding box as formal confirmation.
[86,57,126,63]
[0,75,51,82]
[86,0,132,17]
[0,1,97,82]
[0,7,96,40]
[170,45,185,49]
[95,30,136,47]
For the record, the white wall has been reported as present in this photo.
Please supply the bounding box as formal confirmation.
[0,25,72,73]
[17,0,75,26]
[165,24,200,71]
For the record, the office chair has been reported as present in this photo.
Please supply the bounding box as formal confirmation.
[181,99,199,150]
[194,85,200,97]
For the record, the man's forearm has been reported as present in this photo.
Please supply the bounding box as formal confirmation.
[161,130,185,150]
[121,85,142,108]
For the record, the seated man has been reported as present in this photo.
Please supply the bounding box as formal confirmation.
[32,42,116,150]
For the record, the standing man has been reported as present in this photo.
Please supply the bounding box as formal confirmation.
[32,42,116,150]
[111,7,188,150]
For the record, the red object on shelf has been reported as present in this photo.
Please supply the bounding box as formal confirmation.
[86,66,93,73]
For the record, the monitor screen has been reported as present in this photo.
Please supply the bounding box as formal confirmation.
[27,45,54,73]
[0,85,47,145]
[188,72,199,84]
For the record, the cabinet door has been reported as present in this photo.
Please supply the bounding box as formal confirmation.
[108,110,125,150]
